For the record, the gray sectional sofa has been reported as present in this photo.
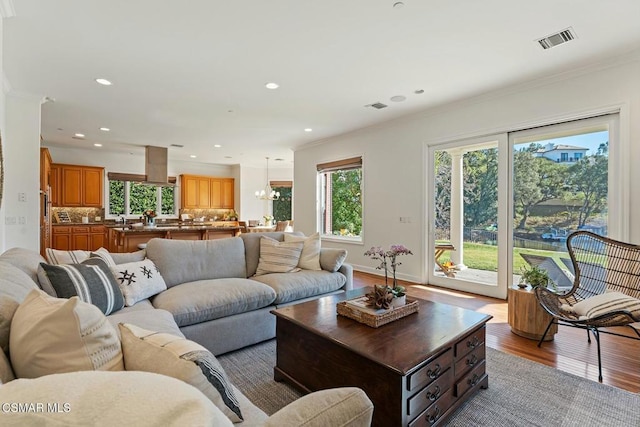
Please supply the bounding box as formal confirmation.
[0,233,371,426]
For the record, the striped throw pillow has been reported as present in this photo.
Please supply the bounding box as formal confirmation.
[37,258,124,315]
[254,237,304,276]
[572,291,640,321]
[45,248,90,265]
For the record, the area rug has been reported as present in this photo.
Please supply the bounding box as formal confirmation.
[217,340,640,426]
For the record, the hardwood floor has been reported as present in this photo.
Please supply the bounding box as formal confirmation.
[353,271,640,393]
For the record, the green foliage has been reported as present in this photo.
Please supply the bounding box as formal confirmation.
[463,149,498,227]
[434,151,451,234]
[329,169,362,236]
[129,182,157,215]
[109,180,125,215]
[567,155,608,227]
[519,264,554,289]
[272,186,292,222]
[161,186,175,215]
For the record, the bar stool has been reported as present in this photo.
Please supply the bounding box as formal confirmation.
[138,243,147,250]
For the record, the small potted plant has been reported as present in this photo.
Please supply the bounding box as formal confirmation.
[519,265,555,290]
[364,244,413,307]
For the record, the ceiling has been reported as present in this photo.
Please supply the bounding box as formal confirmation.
[4,1,640,168]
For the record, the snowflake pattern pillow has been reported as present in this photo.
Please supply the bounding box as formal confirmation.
[110,259,167,306]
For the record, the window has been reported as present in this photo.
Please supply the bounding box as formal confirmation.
[560,152,569,161]
[317,157,363,240]
[107,172,177,218]
[271,181,292,222]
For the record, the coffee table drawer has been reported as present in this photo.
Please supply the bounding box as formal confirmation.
[454,327,485,359]
[407,368,453,419]
[408,386,455,427]
[454,360,486,397]
[454,343,485,379]
[407,348,453,393]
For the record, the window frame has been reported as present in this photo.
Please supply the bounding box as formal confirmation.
[316,156,364,243]
[106,173,178,219]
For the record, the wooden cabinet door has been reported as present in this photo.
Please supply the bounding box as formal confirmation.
[73,233,90,251]
[181,175,199,208]
[198,177,211,208]
[50,165,61,206]
[210,179,223,208]
[222,178,234,208]
[83,168,103,207]
[52,226,72,250]
[90,233,105,251]
[61,166,83,206]
[40,148,52,191]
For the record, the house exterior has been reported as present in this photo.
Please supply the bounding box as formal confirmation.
[535,143,589,164]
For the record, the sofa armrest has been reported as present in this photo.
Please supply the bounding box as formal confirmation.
[339,263,353,291]
[264,387,373,427]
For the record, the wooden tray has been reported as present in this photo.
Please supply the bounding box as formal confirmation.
[337,297,419,328]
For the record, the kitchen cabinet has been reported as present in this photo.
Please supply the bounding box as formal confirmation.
[50,164,61,207]
[52,164,104,208]
[52,225,105,251]
[40,148,53,257]
[180,175,234,209]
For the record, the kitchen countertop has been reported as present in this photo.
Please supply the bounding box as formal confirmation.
[110,225,241,233]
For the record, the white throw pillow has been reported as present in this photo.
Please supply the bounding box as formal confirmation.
[284,232,322,270]
[9,289,124,379]
[110,259,167,306]
[255,237,304,276]
[571,291,640,320]
[119,323,243,423]
[45,248,90,265]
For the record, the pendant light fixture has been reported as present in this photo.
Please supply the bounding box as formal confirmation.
[255,157,280,200]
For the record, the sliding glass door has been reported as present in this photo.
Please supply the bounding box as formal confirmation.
[428,114,622,299]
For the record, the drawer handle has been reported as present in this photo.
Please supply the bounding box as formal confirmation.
[427,406,441,425]
[466,354,478,367]
[426,385,441,402]
[427,364,441,379]
[466,336,480,349]
[468,373,480,387]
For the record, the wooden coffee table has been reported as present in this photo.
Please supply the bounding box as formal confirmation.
[272,289,493,427]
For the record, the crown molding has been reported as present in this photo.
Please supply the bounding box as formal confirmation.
[0,0,16,18]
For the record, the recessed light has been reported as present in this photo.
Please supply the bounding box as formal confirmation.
[74,133,85,138]
[190,155,197,158]
[304,128,313,132]
[224,156,232,159]
[95,78,112,86]
[94,143,102,147]
[213,144,222,148]
[265,82,279,89]
[99,127,110,132]
[414,89,424,94]
[390,95,406,102]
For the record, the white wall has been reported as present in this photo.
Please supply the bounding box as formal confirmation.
[2,94,41,251]
[0,15,5,251]
[294,53,640,284]
[238,164,293,222]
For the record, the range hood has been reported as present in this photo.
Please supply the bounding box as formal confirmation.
[144,146,171,185]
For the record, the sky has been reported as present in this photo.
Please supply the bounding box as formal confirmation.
[520,130,608,156]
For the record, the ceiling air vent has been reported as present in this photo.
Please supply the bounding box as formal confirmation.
[170,144,184,148]
[537,27,576,50]
[369,102,388,109]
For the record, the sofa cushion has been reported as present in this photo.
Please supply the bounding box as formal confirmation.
[110,259,167,306]
[0,248,47,285]
[0,261,38,304]
[264,387,374,427]
[119,323,243,423]
[0,370,231,426]
[284,232,322,271]
[37,258,125,315]
[240,232,303,277]
[255,237,304,276]
[0,347,15,384]
[110,249,146,265]
[45,248,90,265]
[108,307,184,339]
[320,248,348,273]
[146,238,247,288]
[0,296,19,354]
[251,270,347,304]
[10,289,123,379]
[152,278,276,327]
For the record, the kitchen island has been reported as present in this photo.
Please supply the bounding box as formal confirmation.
[107,224,241,252]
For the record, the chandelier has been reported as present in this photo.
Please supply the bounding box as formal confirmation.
[255,157,280,201]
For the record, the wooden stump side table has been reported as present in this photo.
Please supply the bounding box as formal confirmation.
[508,285,557,341]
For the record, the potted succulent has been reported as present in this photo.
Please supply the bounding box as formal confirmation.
[518,265,555,289]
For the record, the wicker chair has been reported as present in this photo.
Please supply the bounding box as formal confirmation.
[535,230,640,381]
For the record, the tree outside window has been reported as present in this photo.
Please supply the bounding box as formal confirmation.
[108,179,176,217]
[318,157,363,240]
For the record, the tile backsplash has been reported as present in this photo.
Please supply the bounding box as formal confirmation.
[51,207,103,223]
